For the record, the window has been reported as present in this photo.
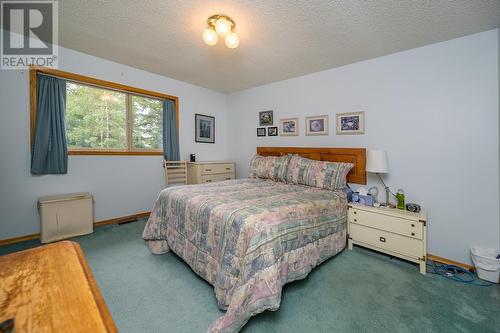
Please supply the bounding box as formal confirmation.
[66,82,163,151]
[131,95,163,150]
[30,68,178,155]
[66,83,127,149]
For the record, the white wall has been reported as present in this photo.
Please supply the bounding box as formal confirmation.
[226,30,499,264]
[0,46,228,239]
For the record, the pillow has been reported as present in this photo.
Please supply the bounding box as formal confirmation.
[286,155,353,190]
[248,154,291,182]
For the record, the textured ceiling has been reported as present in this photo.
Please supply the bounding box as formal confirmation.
[59,0,500,93]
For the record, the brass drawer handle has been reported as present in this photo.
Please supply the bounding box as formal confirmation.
[411,223,415,227]
[379,237,386,243]
[354,219,357,222]
[411,232,415,236]
[226,178,231,180]
[206,180,212,182]
[226,167,231,170]
[205,169,212,172]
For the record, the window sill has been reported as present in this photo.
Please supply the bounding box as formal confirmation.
[68,150,163,156]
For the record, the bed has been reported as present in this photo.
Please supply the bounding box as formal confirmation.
[143,147,366,332]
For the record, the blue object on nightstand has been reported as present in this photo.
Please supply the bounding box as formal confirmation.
[346,187,353,202]
[351,193,374,206]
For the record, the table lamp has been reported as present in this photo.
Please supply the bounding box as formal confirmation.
[366,150,390,206]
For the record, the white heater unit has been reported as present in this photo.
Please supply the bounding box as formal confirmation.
[38,192,93,243]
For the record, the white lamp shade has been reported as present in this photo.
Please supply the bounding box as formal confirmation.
[366,150,389,173]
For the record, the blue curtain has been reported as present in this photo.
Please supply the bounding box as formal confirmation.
[31,75,68,175]
[163,99,180,161]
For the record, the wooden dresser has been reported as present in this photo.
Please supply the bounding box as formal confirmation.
[347,203,427,274]
[0,241,117,333]
[187,161,236,184]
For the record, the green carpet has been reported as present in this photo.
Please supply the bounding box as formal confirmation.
[1,220,499,332]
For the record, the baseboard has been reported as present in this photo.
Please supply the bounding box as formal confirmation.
[93,212,150,227]
[0,233,40,246]
[427,254,475,272]
[0,211,150,246]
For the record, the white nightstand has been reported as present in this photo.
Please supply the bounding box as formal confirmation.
[347,203,427,274]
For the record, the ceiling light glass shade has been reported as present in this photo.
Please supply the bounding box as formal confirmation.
[215,18,231,34]
[225,32,239,49]
[202,28,218,46]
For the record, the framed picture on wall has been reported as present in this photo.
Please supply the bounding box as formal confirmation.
[259,110,273,126]
[257,127,266,137]
[279,118,298,136]
[305,115,329,136]
[195,114,215,143]
[336,112,365,135]
[268,127,278,136]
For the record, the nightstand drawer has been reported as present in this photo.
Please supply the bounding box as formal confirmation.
[201,173,234,183]
[349,223,423,259]
[348,208,423,240]
[201,163,234,175]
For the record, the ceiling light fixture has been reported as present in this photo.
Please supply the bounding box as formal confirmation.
[202,14,239,49]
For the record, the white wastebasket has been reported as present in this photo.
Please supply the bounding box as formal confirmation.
[470,247,500,283]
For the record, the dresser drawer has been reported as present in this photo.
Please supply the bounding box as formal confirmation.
[200,163,234,175]
[348,208,423,240]
[201,172,235,183]
[349,223,423,259]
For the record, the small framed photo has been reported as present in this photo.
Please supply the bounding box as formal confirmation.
[257,127,266,137]
[259,110,273,126]
[305,115,329,136]
[279,118,298,136]
[268,127,278,136]
[336,112,365,135]
[195,114,215,143]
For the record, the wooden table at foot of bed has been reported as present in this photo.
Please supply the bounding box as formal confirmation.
[0,241,117,333]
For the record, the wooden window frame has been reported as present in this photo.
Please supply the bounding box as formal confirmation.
[30,67,179,156]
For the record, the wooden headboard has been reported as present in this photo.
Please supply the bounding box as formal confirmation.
[256,147,367,184]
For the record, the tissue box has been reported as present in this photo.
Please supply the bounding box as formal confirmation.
[351,193,374,207]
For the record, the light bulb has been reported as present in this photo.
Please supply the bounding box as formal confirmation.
[215,18,231,35]
[225,32,239,49]
[202,28,218,46]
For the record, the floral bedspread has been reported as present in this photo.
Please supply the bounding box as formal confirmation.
[142,178,347,332]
